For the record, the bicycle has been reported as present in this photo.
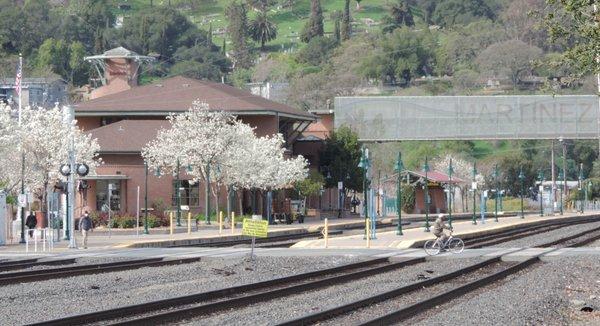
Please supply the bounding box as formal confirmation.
[423,231,465,256]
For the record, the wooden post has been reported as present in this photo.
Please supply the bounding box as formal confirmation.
[187,212,191,234]
[219,211,223,235]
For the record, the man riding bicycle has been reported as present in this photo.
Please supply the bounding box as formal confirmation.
[433,214,452,248]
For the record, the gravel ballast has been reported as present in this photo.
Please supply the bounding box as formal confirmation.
[0,257,131,274]
[409,257,600,325]
[489,220,600,248]
[0,256,362,325]
[183,258,486,325]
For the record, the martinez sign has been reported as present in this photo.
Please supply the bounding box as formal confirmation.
[334,95,600,141]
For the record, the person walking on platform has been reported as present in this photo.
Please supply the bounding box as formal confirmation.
[25,212,37,238]
[79,211,93,249]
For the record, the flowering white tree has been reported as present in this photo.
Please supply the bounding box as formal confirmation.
[142,101,308,220]
[0,104,101,211]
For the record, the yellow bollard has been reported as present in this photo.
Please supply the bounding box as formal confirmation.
[170,212,174,236]
[219,211,223,235]
[187,212,192,234]
[366,218,371,248]
[231,212,235,234]
[324,218,329,248]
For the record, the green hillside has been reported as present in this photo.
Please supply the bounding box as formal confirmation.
[116,0,389,52]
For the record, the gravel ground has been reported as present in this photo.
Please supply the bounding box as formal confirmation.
[182,258,486,325]
[0,256,362,325]
[321,261,515,325]
[408,257,600,326]
[489,220,600,248]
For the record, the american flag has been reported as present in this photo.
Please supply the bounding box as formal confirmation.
[14,57,22,96]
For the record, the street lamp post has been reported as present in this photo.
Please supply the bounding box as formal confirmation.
[447,159,454,228]
[579,163,584,214]
[538,170,544,216]
[144,162,149,234]
[472,162,477,225]
[175,159,182,226]
[423,157,431,232]
[493,164,499,222]
[358,148,370,239]
[558,170,564,215]
[394,152,404,236]
[518,167,525,219]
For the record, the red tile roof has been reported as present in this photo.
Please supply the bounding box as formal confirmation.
[86,119,170,153]
[75,76,315,120]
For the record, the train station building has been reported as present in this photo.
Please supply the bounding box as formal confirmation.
[74,47,316,218]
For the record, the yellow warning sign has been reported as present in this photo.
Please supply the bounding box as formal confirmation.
[242,219,268,238]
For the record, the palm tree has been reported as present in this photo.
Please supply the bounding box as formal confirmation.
[249,11,277,51]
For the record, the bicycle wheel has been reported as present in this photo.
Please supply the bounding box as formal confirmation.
[424,239,441,256]
[448,238,464,254]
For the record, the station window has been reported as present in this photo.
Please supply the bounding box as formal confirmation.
[172,180,199,207]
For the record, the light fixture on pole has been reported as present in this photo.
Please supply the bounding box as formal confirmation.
[518,167,525,219]
[537,170,544,216]
[423,156,431,232]
[358,148,370,239]
[557,169,564,216]
[394,152,404,236]
[472,162,477,225]
[492,164,499,222]
[58,162,89,249]
[578,163,584,214]
[447,159,454,228]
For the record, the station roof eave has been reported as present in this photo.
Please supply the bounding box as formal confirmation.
[74,75,316,122]
[402,170,466,185]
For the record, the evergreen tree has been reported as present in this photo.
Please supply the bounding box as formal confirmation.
[207,23,213,46]
[334,18,341,43]
[341,0,351,41]
[300,0,324,43]
[383,0,415,33]
[249,11,277,51]
[225,1,253,69]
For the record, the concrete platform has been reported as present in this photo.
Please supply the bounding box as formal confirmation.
[293,211,600,250]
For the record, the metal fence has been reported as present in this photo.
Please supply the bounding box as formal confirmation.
[335,95,600,141]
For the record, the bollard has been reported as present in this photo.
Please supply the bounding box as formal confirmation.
[187,212,192,234]
[366,218,371,248]
[231,212,235,234]
[324,218,329,248]
[170,212,174,236]
[219,211,223,235]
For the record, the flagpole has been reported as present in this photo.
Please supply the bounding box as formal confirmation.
[18,53,25,244]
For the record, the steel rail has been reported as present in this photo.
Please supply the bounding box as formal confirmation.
[0,257,200,286]
[31,257,395,326]
[0,258,77,272]
[109,258,424,326]
[281,224,600,326]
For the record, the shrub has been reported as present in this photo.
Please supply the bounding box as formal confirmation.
[115,215,137,228]
[401,184,416,213]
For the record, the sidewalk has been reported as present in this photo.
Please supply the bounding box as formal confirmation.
[292,211,600,249]
[0,210,580,252]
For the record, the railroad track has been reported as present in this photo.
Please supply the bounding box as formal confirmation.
[463,216,600,248]
[27,218,600,325]
[0,258,76,272]
[278,226,600,326]
[32,257,424,326]
[0,257,201,287]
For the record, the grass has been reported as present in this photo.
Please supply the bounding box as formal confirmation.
[113,0,391,53]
